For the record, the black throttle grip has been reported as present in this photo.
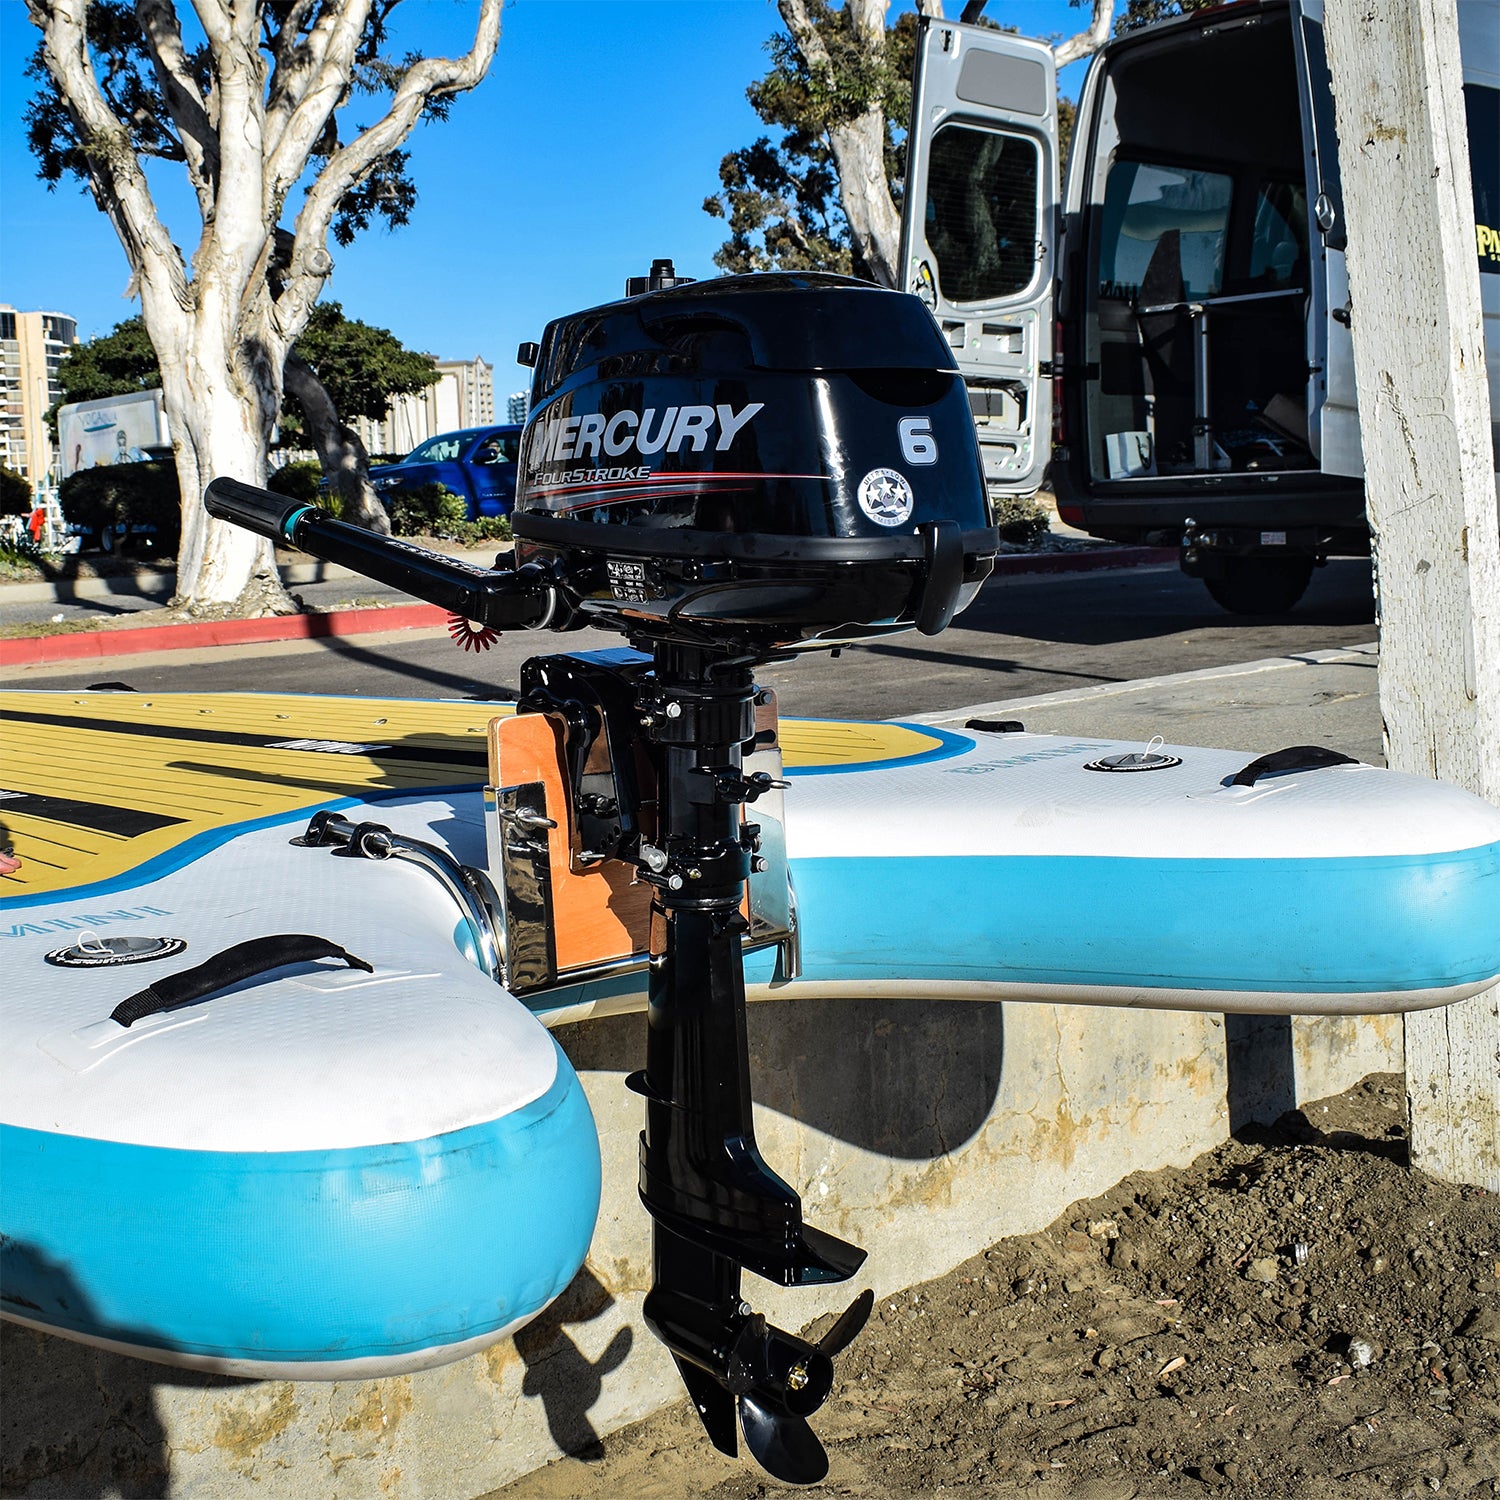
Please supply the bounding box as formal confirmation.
[204,477,318,543]
[109,934,372,1028]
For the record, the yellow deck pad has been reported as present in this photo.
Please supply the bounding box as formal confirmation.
[0,692,956,900]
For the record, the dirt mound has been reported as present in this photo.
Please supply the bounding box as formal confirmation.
[498,1075,1500,1500]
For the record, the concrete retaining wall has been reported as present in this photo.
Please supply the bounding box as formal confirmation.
[2,999,1399,1499]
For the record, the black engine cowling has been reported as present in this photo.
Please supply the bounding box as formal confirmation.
[513,270,995,647]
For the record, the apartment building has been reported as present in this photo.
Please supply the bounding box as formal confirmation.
[353,355,495,458]
[0,304,79,493]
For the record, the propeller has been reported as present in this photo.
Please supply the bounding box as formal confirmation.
[714,1289,875,1486]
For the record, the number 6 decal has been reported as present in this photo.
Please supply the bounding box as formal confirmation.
[898,416,938,465]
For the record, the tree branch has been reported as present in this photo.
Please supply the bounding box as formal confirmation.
[186,0,232,50]
[263,0,371,190]
[25,0,190,309]
[1053,0,1114,69]
[279,0,502,331]
[777,0,835,79]
[283,349,390,533]
[845,0,890,45]
[134,0,219,215]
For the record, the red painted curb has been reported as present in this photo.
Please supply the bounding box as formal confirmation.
[0,547,1178,667]
[0,603,447,667]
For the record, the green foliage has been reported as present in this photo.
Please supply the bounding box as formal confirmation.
[46,317,160,437]
[706,5,920,278]
[992,492,1049,546]
[52,307,436,441]
[284,302,438,424]
[441,515,513,548]
[24,3,193,187]
[266,460,325,505]
[24,3,426,249]
[0,542,45,580]
[1,464,33,517]
[386,483,469,537]
[60,461,181,554]
[1116,0,1222,33]
[384,485,512,546]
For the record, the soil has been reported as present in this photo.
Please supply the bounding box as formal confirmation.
[497,1075,1500,1500]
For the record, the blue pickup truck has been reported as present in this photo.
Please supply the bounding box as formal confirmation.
[368,424,523,518]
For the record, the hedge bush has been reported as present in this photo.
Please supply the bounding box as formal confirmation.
[993,492,1049,546]
[1,464,32,517]
[266,459,324,506]
[386,482,469,537]
[60,461,181,554]
[439,515,513,547]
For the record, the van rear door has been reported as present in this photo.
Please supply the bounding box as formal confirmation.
[1291,0,1362,476]
[900,17,1058,496]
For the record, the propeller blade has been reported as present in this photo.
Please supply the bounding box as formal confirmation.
[739,1395,829,1486]
[817,1288,874,1358]
[673,1355,738,1458]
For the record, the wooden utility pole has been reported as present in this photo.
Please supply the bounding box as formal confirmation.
[1323,0,1500,1188]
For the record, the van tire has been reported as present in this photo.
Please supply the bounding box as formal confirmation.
[1202,555,1315,614]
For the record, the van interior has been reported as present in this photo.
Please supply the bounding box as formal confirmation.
[1082,11,1320,483]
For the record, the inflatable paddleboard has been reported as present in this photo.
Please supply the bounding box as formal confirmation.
[3,689,1498,1376]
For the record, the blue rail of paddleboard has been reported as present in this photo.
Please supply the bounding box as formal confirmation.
[0,1042,600,1366]
[780,846,1500,993]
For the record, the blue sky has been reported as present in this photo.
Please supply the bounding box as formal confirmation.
[1,0,1088,407]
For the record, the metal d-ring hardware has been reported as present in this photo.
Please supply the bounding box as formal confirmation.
[293,810,507,983]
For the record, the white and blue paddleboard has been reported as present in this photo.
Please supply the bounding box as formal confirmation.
[2,690,1498,1377]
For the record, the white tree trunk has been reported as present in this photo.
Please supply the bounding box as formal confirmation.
[1322,0,1500,1188]
[828,114,904,287]
[146,276,289,614]
[283,353,391,534]
[778,0,903,288]
[26,0,502,611]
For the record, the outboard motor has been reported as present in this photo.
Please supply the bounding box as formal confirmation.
[205,263,992,1485]
[512,265,995,646]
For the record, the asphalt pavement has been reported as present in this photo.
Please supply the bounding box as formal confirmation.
[0,543,1383,766]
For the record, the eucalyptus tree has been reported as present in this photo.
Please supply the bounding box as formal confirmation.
[708,0,1113,288]
[23,0,501,610]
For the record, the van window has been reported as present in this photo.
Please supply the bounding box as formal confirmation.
[1098,161,1232,302]
[1467,85,1499,276]
[1247,180,1309,289]
[923,124,1041,303]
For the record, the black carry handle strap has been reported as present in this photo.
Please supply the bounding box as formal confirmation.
[1231,744,1358,788]
[110,934,373,1028]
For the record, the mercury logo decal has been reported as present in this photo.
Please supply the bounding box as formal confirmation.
[532,402,764,465]
[857,468,914,527]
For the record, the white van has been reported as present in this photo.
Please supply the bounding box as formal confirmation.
[899,0,1499,611]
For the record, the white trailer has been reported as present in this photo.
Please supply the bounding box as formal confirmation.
[56,389,171,481]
